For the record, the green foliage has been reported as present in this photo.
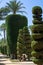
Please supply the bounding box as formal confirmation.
[32,6,42,15]
[31,6,43,64]
[32,33,43,40]
[6,0,26,14]
[0,23,6,42]
[1,45,7,54]
[31,41,43,49]
[6,14,27,58]
[17,28,26,56]
[31,51,43,58]
[17,26,31,60]
[31,51,39,57]
[30,24,43,33]
[32,58,43,64]
[0,39,7,54]
[6,14,27,28]
[0,7,10,20]
[32,20,43,24]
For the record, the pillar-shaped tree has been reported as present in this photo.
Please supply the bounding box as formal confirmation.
[6,15,27,59]
[31,6,43,65]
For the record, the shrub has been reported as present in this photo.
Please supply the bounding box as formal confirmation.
[31,6,43,64]
[6,14,28,58]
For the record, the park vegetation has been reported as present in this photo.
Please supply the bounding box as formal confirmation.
[31,6,43,65]
[0,0,43,65]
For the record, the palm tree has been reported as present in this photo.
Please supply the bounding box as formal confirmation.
[0,6,10,42]
[0,7,10,20]
[0,23,6,42]
[6,0,26,14]
[0,8,4,20]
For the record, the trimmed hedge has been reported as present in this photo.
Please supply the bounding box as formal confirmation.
[6,14,28,58]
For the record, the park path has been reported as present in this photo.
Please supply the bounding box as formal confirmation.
[0,53,37,65]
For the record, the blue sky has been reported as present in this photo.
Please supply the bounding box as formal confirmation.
[0,0,43,39]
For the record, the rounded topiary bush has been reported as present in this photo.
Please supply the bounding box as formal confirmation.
[31,51,39,57]
[31,41,43,49]
[32,6,42,15]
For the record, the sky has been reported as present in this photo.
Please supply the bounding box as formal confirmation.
[0,0,43,39]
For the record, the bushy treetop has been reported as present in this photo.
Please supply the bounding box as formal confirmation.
[32,6,42,15]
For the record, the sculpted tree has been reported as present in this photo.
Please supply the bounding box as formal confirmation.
[17,26,31,60]
[31,6,43,65]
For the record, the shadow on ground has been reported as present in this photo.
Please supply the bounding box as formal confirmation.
[0,60,7,61]
[0,63,5,65]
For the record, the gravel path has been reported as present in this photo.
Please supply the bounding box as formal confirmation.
[0,53,37,65]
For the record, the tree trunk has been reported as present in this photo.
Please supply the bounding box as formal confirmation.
[10,54,16,59]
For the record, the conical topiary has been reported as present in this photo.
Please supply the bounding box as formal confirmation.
[17,26,31,60]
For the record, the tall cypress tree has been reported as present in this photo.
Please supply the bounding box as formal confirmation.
[6,15,27,59]
[31,6,43,65]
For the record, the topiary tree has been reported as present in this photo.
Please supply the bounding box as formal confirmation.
[17,29,24,57]
[31,6,43,65]
[23,26,31,60]
[17,26,31,60]
[6,14,28,59]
